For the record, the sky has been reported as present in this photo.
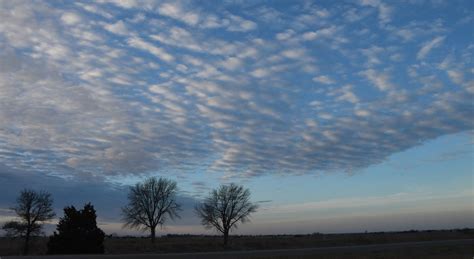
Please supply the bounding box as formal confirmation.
[0,0,473,236]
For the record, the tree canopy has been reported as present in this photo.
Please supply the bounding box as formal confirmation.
[121,177,181,243]
[47,203,105,254]
[195,183,257,246]
[1,189,55,255]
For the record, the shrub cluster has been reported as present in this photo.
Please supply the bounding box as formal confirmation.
[47,203,105,254]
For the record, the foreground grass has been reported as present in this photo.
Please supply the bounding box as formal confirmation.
[104,230,474,254]
[1,229,473,257]
[255,244,474,259]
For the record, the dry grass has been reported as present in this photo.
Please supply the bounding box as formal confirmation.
[254,244,474,259]
[0,237,48,256]
[104,229,474,255]
[1,229,473,257]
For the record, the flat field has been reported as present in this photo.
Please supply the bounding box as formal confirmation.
[1,229,473,258]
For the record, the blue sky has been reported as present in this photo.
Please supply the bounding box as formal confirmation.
[0,0,473,235]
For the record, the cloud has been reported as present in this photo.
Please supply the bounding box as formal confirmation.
[101,0,140,9]
[447,70,463,84]
[362,69,395,91]
[335,85,359,104]
[0,0,472,184]
[417,36,445,60]
[157,2,200,26]
[359,0,392,25]
[227,15,257,32]
[128,37,174,62]
[276,29,295,41]
[354,109,371,117]
[302,26,338,41]
[313,75,334,85]
[343,8,372,22]
[76,2,113,19]
[61,12,81,25]
[281,48,306,59]
[251,68,270,78]
[104,20,129,35]
[150,26,203,53]
[395,29,415,42]
[220,57,243,70]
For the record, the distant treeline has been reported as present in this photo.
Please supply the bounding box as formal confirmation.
[107,228,474,238]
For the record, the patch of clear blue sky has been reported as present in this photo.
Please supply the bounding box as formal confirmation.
[239,132,473,205]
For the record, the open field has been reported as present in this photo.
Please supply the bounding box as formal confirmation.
[1,229,473,257]
[4,239,474,259]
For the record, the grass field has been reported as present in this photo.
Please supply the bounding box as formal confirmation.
[1,229,473,257]
[254,244,474,259]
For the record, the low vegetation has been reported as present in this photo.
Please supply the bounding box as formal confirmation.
[47,203,105,254]
[0,229,472,256]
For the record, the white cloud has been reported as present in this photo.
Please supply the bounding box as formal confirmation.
[251,68,270,78]
[355,109,370,117]
[276,29,295,41]
[344,8,371,22]
[201,15,227,29]
[313,75,334,85]
[61,12,81,25]
[151,32,200,53]
[0,0,472,183]
[76,2,113,19]
[319,113,333,120]
[395,29,415,42]
[281,48,306,59]
[362,69,394,91]
[361,46,384,66]
[302,31,317,40]
[103,0,140,9]
[220,57,242,70]
[302,26,338,41]
[447,70,463,84]
[104,20,129,35]
[227,15,257,32]
[127,37,174,62]
[377,3,392,24]
[336,85,359,103]
[417,36,445,60]
[359,0,392,25]
[157,3,200,26]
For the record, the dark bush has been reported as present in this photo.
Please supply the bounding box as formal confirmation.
[47,203,105,254]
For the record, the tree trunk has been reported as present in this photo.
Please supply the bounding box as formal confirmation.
[150,227,156,243]
[223,230,229,248]
[23,229,30,255]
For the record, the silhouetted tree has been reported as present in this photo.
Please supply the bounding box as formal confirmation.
[121,177,181,243]
[47,203,105,254]
[195,183,257,247]
[1,189,55,255]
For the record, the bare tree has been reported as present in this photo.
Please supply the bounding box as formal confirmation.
[1,189,55,255]
[121,177,181,243]
[195,183,258,247]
